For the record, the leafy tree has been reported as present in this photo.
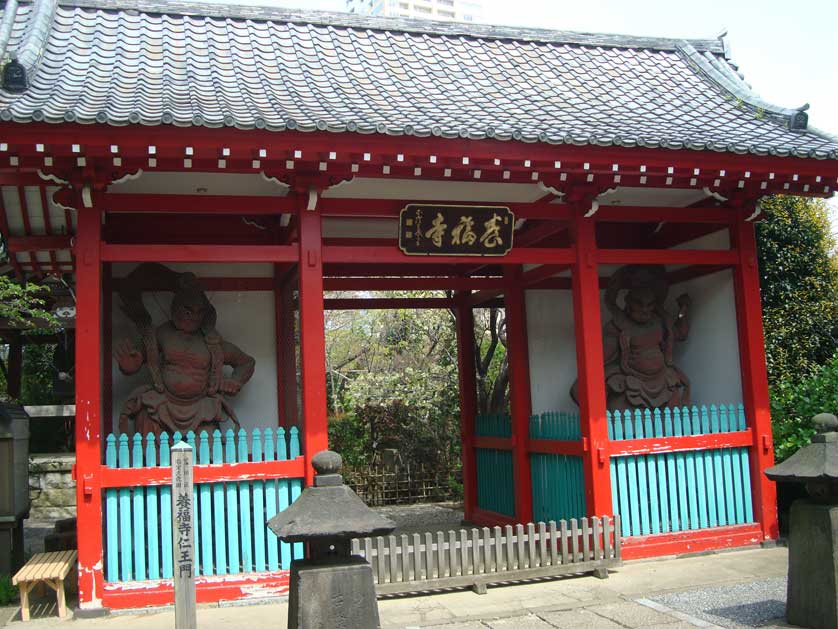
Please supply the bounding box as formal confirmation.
[0,274,58,331]
[756,196,838,384]
[756,196,838,459]
[324,293,461,470]
[473,307,509,414]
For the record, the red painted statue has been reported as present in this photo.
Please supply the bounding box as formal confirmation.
[572,265,691,411]
[113,263,255,436]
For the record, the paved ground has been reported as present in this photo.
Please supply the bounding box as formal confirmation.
[0,545,792,628]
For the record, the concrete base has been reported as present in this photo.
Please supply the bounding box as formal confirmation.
[787,500,838,629]
[288,555,381,629]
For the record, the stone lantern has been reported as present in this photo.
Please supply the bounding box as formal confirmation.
[765,413,838,629]
[268,450,396,629]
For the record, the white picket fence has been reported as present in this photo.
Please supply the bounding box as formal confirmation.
[351,516,621,595]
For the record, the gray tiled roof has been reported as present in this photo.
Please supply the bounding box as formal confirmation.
[1,0,837,160]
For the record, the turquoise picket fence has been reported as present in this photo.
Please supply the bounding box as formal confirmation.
[475,413,512,438]
[607,405,754,537]
[103,427,304,582]
[529,411,581,441]
[529,411,585,522]
[474,414,514,517]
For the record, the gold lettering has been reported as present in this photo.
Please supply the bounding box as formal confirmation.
[424,212,447,248]
[451,216,477,246]
[480,213,503,248]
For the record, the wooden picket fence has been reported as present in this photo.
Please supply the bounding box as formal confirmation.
[351,516,621,595]
[607,405,754,537]
[103,427,304,582]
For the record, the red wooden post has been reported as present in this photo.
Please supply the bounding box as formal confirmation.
[731,217,779,540]
[570,213,613,517]
[503,266,534,523]
[74,200,105,609]
[454,292,478,522]
[274,265,298,428]
[296,196,328,485]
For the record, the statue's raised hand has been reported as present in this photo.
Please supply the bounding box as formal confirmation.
[114,339,143,374]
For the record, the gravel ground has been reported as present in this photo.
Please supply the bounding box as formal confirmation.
[649,577,788,628]
[373,502,466,537]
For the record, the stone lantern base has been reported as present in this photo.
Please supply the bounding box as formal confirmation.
[787,499,838,629]
[287,555,380,629]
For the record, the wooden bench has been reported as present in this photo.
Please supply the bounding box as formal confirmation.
[12,550,77,621]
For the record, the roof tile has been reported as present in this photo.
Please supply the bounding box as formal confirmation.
[0,1,836,159]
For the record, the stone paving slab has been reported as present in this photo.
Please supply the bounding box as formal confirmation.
[0,546,792,629]
[539,608,626,628]
[591,601,686,627]
[483,615,555,628]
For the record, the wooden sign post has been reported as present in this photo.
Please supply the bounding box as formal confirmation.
[171,442,196,629]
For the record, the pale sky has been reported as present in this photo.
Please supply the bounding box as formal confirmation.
[210,0,838,233]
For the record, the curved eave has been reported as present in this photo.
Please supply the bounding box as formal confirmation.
[2,113,838,162]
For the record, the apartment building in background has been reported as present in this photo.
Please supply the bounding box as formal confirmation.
[346,0,483,22]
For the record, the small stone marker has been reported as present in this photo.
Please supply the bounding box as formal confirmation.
[268,450,396,629]
[171,441,196,629]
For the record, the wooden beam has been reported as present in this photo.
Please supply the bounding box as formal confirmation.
[321,199,571,220]
[593,205,734,223]
[323,276,502,291]
[105,193,294,215]
[467,288,505,307]
[100,243,298,263]
[4,123,838,178]
[597,249,737,266]
[323,245,575,266]
[324,297,453,310]
[514,220,570,247]
[522,264,571,286]
[6,235,72,252]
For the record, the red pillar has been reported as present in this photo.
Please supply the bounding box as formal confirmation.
[296,198,328,485]
[274,265,298,428]
[570,214,613,517]
[731,218,779,540]
[504,266,534,524]
[74,202,105,609]
[454,292,478,522]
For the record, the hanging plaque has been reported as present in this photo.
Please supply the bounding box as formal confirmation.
[398,204,515,256]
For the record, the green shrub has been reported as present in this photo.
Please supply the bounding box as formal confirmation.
[770,352,838,461]
[0,574,17,606]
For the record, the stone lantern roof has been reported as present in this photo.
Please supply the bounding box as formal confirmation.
[268,450,395,544]
[766,413,838,484]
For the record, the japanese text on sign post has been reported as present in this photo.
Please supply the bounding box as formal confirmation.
[171,442,196,629]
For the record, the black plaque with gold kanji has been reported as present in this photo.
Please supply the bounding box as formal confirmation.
[398,204,515,256]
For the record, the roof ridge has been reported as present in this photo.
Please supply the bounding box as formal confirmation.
[0,0,22,61]
[16,0,57,71]
[47,0,726,52]
[676,41,810,132]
